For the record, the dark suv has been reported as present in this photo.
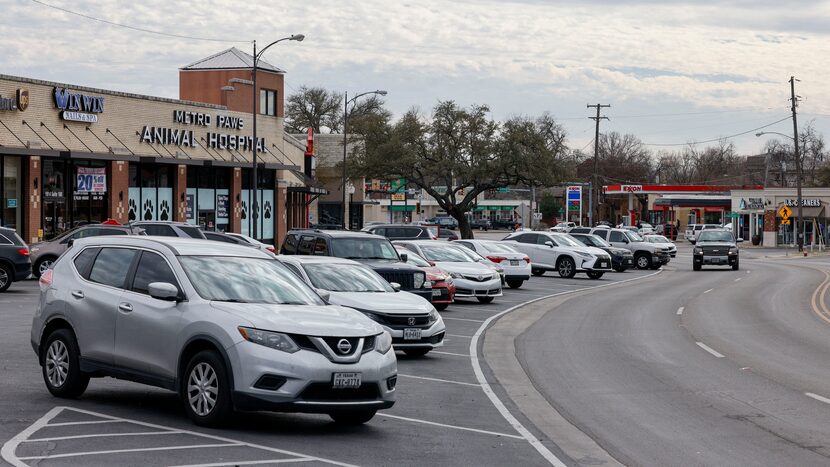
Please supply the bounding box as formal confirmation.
[362,224,437,241]
[693,229,740,271]
[281,230,433,302]
[0,227,31,292]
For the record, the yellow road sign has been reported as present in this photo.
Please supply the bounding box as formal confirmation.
[779,205,792,219]
[781,219,791,225]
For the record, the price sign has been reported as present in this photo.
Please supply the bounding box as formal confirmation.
[76,167,106,193]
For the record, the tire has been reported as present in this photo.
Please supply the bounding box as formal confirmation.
[557,257,576,278]
[649,263,662,270]
[693,263,701,271]
[330,410,377,425]
[634,253,652,270]
[477,296,495,304]
[506,280,524,289]
[34,256,57,279]
[732,260,740,271]
[612,266,626,273]
[531,269,545,277]
[404,348,431,357]
[587,271,604,280]
[0,263,12,293]
[182,350,233,427]
[434,302,449,311]
[41,328,89,398]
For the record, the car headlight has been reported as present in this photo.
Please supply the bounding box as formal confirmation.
[375,331,392,354]
[414,272,426,289]
[576,251,593,259]
[729,248,738,255]
[428,309,439,323]
[694,247,703,255]
[238,327,299,353]
[449,271,463,279]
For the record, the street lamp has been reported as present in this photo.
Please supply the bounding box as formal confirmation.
[342,90,387,229]
[756,130,803,251]
[251,34,304,240]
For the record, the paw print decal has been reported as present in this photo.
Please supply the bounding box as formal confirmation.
[240,200,248,220]
[143,199,154,221]
[159,200,170,222]
[263,201,272,219]
[128,198,137,222]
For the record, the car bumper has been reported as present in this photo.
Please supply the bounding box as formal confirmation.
[408,288,435,302]
[579,257,613,272]
[13,260,32,281]
[612,255,635,269]
[453,278,503,297]
[384,320,446,349]
[227,340,397,413]
[694,255,738,266]
[500,263,532,277]
[430,282,455,304]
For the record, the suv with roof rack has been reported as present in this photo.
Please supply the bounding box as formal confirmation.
[131,221,207,239]
[280,230,433,303]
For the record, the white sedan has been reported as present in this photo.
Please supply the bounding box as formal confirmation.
[643,234,677,257]
[452,239,531,289]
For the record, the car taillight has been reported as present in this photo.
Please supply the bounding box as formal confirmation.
[486,255,506,263]
[17,248,29,257]
[266,245,276,253]
[523,256,531,264]
[39,269,53,290]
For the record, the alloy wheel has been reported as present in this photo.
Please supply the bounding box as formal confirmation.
[559,260,573,277]
[45,340,69,388]
[39,260,53,276]
[0,268,8,289]
[637,256,650,269]
[187,362,218,417]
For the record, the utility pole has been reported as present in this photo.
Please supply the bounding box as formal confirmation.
[587,103,610,226]
[790,76,803,252]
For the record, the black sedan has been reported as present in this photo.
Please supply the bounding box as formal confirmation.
[570,233,634,272]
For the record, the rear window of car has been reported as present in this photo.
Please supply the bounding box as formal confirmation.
[89,248,137,288]
[298,235,315,254]
[179,226,205,239]
[139,224,177,237]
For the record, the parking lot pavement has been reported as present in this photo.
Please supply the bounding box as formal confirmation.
[1,264,659,466]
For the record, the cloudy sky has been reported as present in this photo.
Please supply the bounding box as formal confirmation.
[3,0,829,155]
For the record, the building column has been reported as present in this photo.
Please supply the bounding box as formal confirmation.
[230,167,242,233]
[24,156,41,245]
[174,164,187,222]
[107,160,129,224]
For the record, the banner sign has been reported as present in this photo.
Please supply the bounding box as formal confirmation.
[566,185,582,223]
[76,167,106,193]
[216,194,229,218]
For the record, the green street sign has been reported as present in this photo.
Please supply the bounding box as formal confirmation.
[496,187,510,193]
[390,178,406,193]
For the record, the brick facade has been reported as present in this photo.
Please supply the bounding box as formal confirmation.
[230,167,242,232]
[174,165,187,222]
[107,160,130,224]
[23,156,40,244]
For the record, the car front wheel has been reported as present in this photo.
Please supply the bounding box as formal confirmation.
[531,269,545,277]
[330,410,377,425]
[557,257,576,278]
[182,350,233,427]
[0,263,12,292]
[506,280,524,289]
[732,260,740,271]
[635,253,651,270]
[34,256,57,279]
[434,302,449,311]
[42,328,89,398]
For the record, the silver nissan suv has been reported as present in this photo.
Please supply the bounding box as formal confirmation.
[31,237,396,426]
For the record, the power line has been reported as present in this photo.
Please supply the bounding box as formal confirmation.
[642,115,792,147]
[29,0,249,43]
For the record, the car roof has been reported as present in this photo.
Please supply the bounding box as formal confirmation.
[131,221,193,226]
[366,224,426,228]
[72,236,271,258]
[287,229,386,240]
[276,255,362,265]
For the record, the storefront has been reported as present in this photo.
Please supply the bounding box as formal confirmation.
[732,188,830,248]
[0,155,22,232]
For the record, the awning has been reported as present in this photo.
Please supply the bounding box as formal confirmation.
[286,169,328,195]
[776,204,825,218]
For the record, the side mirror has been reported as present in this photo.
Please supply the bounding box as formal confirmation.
[390,282,402,292]
[544,241,554,248]
[315,289,331,302]
[428,261,436,267]
[399,253,408,262]
[148,282,181,302]
[67,238,74,248]
[737,238,744,243]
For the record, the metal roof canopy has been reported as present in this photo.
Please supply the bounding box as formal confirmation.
[603,184,763,195]
[180,47,284,73]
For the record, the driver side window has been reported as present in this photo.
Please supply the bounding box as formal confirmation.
[538,235,556,246]
[609,231,625,243]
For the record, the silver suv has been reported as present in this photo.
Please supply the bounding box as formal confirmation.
[31,237,396,426]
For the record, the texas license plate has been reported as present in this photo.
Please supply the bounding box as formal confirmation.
[509,260,520,266]
[404,328,422,340]
[332,372,362,389]
[432,289,442,297]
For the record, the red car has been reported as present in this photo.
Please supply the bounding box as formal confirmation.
[396,246,456,310]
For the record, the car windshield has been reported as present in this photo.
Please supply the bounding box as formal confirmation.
[399,249,431,267]
[481,242,520,254]
[697,231,734,242]
[647,236,670,243]
[625,231,644,242]
[179,256,325,305]
[421,245,474,262]
[331,237,399,260]
[551,234,583,247]
[303,263,393,292]
[581,235,610,248]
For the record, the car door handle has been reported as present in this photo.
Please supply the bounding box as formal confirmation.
[118,302,133,313]
[71,290,84,299]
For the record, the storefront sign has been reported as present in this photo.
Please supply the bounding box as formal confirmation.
[0,89,27,112]
[141,109,263,152]
[54,88,104,123]
[6,199,17,208]
[621,185,643,192]
[739,197,764,210]
[216,194,229,218]
[186,194,194,220]
[785,199,821,207]
[391,193,405,201]
[76,167,106,193]
[140,126,196,147]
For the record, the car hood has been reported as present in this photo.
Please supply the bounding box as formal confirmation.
[563,246,605,257]
[696,241,736,248]
[329,291,433,314]
[210,302,381,337]
[353,258,417,271]
[433,261,496,275]
[608,247,632,256]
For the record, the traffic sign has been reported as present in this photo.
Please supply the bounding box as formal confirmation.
[781,219,791,225]
[496,187,510,193]
[778,205,792,219]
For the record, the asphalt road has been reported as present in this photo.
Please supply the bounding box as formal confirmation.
[514,245,830,466]
[0,247,657,467]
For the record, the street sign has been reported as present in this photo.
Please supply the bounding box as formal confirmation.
[496,187,510,193]
[391,193,405,201]
[533,212,543,220]
[778,205,792,219]
[781,219,791,225]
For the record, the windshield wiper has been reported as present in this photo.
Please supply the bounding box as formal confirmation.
[213,298,251,303]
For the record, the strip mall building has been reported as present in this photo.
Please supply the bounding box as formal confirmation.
[0,48,315,247]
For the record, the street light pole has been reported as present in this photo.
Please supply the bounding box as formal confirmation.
[790,76,803,252]
[250,34,304,240]
[341,89,387,229]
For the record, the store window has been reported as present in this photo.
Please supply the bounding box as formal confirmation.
[241,168,275,242]
[0,156,21,234]
[128,163,174,222]
[186,166,231,232]
[42,158,110,240]
[260,89,277,116]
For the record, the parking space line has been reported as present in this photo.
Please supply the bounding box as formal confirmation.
[25,430,182,442]
[446,333,472,339]
[170,459,315,467]
[431,351,470,357]
[703,288,714,294]
[806,392,830,405]
[734,277,742,282]
[45,419,124,427]
[677,307,684,316]
[696,342,725,358]
[442,317,485,323]
[19,443,246,460]
[379,414,523,439]
[398,374,480,387]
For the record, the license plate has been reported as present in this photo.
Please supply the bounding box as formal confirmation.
[332,372,362,389]
[432,289,441,297]
[509,260,520,266]
[625,259,633,264]
[404,328,422,340]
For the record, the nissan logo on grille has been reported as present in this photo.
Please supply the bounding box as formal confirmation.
[337,339,352,354]
[407,317,416,326]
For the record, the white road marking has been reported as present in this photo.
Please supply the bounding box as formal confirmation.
[45,419,124,427]
[442,317,486,323]
[25,430,182,442]
[806,392,830,405]
[734,277,742,282]
[469,269,664,467]
[703,288,714,294]
[398,374,480,387]
[677,307,684,315]
[19,443,245,460]
[379,414,523,439]
[696,342,725,358]
[431,351,470,357]
[747,270,751,274]
[170,460,315,467]
[446,333,473,339]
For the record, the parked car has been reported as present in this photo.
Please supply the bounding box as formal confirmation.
[223,232,277,254]
[362,224,437,241]
[132,221,207,239]
[31,237,396,426]
[469,218,492,231]
[0,226,31,292]
[276,256,445,357]
[425,217,458,230]
[549,222,576,232]
[395,246,456,310]
[693,229,740,271]
[203,231,255,246]
[394,240,503,303]
[453,239,531,288]
[569,233,634,272]
[643,234,677,257]
[501,231,612,279]
[452,244,506,285]
[568,227,593,235]
[492,218,519,230]
[590,228,671,270]
[30,223,144,278]
[437,228,459,241]
[280,230,433,302]
[310,223,344,230]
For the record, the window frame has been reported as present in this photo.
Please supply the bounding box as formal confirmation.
[87,247,139,290]
[126,250,184,298]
